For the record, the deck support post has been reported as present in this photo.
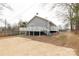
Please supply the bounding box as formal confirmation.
[25,31,26,36]
[47,31,49,36]
[33,31,34,36]
[19,31,21,35]
[39,31,40,36]
[26,31,27,36]
[18,29,20,35]
[29,31,30,36]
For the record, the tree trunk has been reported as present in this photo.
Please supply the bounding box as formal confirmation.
[70,19,73,31]
[75,11,79,33]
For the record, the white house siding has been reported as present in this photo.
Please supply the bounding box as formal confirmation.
[19,27,26,31]
[19,27,49,31]
[27,17,48,28]
[26,16,57,31]
[19,16,59,32]
[26,26,49,31]
[50,26,59,31]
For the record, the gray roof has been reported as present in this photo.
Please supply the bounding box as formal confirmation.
[26,16,56,26]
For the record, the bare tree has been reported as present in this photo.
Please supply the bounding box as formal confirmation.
[49,3,79,32]
[0,3,13,34]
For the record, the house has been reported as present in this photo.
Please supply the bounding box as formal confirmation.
[19,16,59,36]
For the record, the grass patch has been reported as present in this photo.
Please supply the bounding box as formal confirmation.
[58,34,67,41]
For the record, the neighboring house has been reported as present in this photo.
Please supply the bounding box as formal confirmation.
[19,16,59,36]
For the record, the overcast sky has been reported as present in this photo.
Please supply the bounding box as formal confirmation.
[0,0,68,27]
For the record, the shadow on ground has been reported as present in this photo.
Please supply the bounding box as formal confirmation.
[18,32,79,56]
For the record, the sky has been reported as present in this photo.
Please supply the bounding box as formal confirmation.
[0,0,70,28]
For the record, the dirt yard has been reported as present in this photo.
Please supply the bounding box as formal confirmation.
[0,33,77,56]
